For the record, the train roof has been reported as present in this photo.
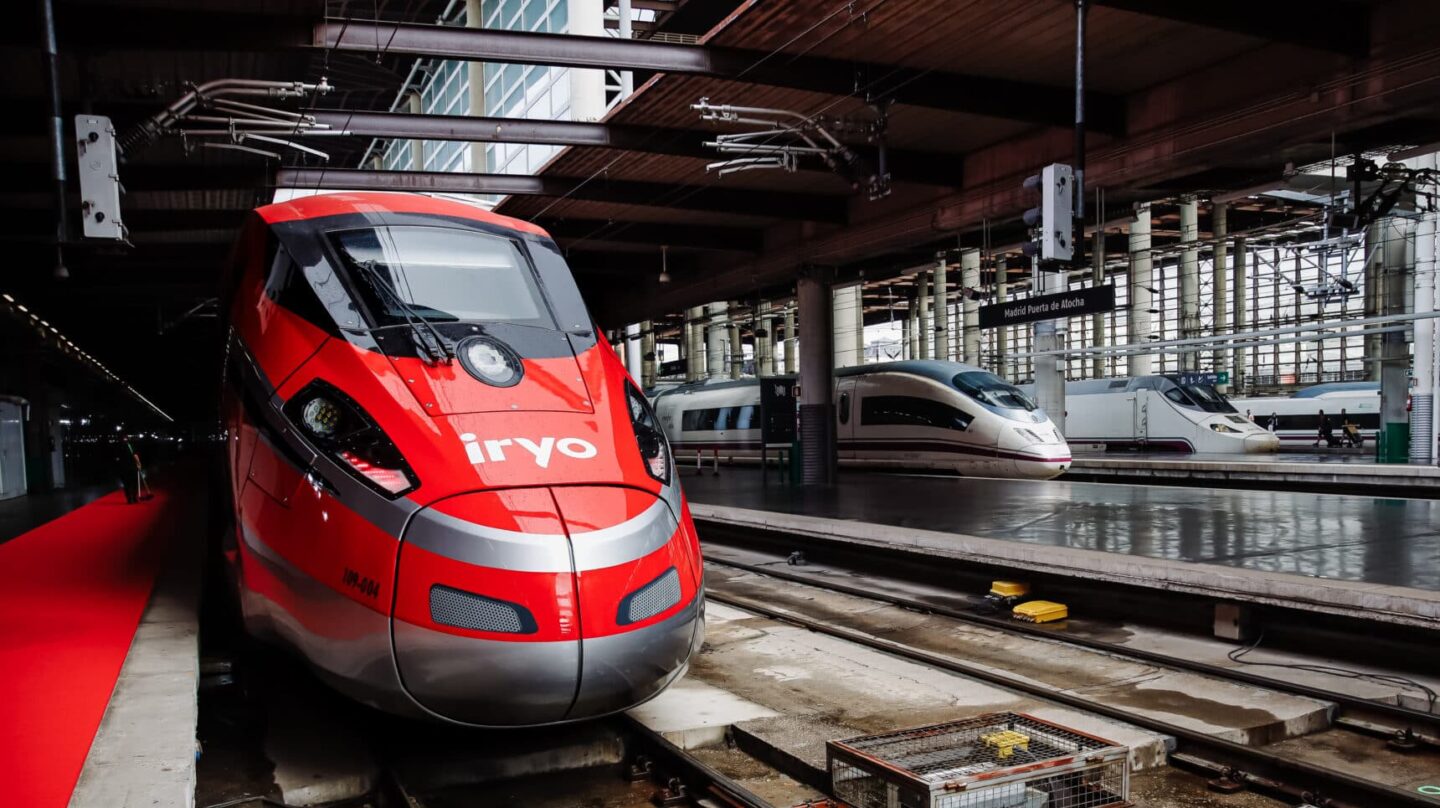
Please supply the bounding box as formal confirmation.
[253,191,550,238]
[834,359,988,384]
[1293,381,1380,398]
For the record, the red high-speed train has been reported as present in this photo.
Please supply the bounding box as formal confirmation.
[220,192,703,726]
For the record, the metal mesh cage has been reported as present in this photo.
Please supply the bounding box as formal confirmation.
[828,713,1130,808]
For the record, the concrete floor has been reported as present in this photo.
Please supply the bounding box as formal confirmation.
[681,467,1440,590]
[0,482,112,544]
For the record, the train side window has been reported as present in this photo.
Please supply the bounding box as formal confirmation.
[262,239,335,333]
[713,407,734,430]
[838,392,851,425]
[861,395,973,432]
[681,408,720,431]
[735,405,757,430]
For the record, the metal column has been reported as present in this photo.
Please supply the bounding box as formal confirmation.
[757,302,774,376]
[1413,210,1436,464]
[1178,196,1200,371]
[906,294,918,359]
[1091,226,1106,379]
[1212,202,1229,389]
[727,321,742,379]
[917,271,931,360]
[934,257,950,361]
[1127,203,1154,377]
[616,0,634,97]
[706,302,727,380]
[797,270,835,485]
[995,256,1009,376]
[1379,217,1415,462]
[783,307,796,374]
[1033,259,1066,435]
[961,249,981,365]
[1232,237,1248,392]
[640,320,656,389]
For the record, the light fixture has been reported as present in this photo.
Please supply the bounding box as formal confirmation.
[658,245,671,284]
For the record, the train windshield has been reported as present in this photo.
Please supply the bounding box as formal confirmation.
[952,371,1038,413]
[1160,377,1236,414]
[330,226,555,329]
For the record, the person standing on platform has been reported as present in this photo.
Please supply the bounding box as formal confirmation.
[1314,409,1333,448]
[1267,412,1278,432]
[110,437,139,504]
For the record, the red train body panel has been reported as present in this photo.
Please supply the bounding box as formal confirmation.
[220,192,703,726]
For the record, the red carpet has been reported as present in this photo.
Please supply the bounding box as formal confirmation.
[0,485,179,808]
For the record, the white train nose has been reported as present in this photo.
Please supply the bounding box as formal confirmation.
[1244,433,1281,453]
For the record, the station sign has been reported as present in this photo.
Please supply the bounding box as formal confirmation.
[1176,371,1230,386]
[978,285,1115,329]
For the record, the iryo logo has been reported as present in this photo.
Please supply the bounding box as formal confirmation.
[460,433,598,469]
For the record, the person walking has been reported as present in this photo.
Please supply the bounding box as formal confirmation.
[110,437,139,504]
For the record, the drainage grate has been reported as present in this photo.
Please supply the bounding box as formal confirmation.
[828,712,1131,808]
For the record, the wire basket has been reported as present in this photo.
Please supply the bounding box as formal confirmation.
[827,712,1131,808]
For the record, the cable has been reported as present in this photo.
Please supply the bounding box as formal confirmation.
[1227,631,1437,711]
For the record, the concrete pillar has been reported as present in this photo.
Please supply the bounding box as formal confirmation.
[567,0,606,122]
[917,271,931,360]
[961,250,981,365]
[727,321,742,379]
[640,320,656,389]
[624,323,642,379]
[855,283,866,364]
[1178,196,1201,371]
[832,285,861,368]
[1127,203,1154,377]
[756,303,774,376]
[1232,237,1247,392]
[1413,211,1436,464]
[1378,217,1416,461]
[783,307,796,374]
[995,256,1009,376]
[1212,202,1229,389]
[616,0,634,97]
[465,0,487,170]
[797,270,835,485]
[685,306,705,382]
[934,258,950,361]
[706,302,728,380]
[1091,228,1106,379]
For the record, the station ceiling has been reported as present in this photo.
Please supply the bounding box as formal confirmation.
[0,0,1437,422]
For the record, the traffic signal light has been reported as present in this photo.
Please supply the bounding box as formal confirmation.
[1022,163,1074,263]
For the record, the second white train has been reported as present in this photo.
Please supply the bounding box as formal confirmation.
[651,361,1072,480]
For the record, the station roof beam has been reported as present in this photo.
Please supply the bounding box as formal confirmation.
[274,168,849,223]
[313,20,1126,133]
[1091,0,1370,56]
[313,110,965,186]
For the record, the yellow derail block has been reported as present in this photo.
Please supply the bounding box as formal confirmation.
[981,729,1031,759]
[1012,600,1069,623]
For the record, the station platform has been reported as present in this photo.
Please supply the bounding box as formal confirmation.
[0,475,201,808]
[1063,450,1440,495]
[682,467,1440,630]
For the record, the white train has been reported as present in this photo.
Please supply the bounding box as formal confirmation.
[1230,382,1380,446]
[1057,375,1280,454]
[651,361,1072,480]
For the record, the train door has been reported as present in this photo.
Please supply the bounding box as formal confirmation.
[835,377,857,460]
[1132,392,1149,447]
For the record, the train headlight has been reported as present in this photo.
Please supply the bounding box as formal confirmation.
[457,336,523,387]
[626,382,671,485]
[284,380,419,498]
[1209,423,1241,434]
[300,397,343,438]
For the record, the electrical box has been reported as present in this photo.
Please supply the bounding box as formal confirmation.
[75,115,125,240]
[1022,163,1074,263]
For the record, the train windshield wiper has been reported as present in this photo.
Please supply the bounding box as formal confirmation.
[351,259,454,364]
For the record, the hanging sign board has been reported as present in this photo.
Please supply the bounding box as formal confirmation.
[978,285,1115,329]
[1176,371,1230,386]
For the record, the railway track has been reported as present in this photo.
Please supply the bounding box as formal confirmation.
[701,540,1440,808]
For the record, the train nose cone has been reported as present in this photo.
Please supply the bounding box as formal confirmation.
[391,486,702,726]
[1245,432,1281,453]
